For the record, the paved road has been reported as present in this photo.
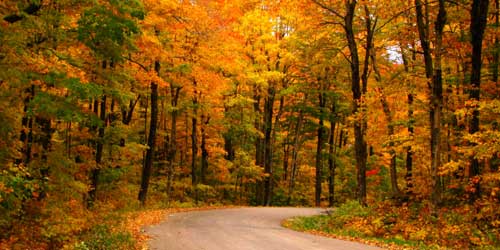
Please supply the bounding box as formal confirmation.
[146,207,381,250]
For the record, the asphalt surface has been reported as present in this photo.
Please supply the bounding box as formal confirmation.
[146,207,381,250]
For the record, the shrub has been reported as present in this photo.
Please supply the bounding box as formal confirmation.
[77,224,134,250]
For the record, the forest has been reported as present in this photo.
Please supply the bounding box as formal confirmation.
[0,0,499,249]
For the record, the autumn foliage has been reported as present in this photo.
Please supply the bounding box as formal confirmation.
[1,0,500,249]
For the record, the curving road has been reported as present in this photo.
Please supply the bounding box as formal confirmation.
[146,207,381,250]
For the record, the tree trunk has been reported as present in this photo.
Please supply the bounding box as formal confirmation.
[345,1,367,206]
[138,60,160,205]
[263,86,275,206]
[493,0,499,95]
[406,93,414,194]
[253,92,264,202]
[328,102,337,207]
[88,94,106,207]
[223,132,235,161]
[415,0,434,79]
[371,36,400,198]
[191,80,198,187]
[315,92,326,206]
[429,0,447,206]
[287,110,303,205]
[19,85,35,165]
[380,90,401,197]
[167,87,180,199]
[468,0,489,201]
[121,95,140,125]
[200,115,210,184]
[283,138,290,181]
[401,47,414,194]
[415,0,446,207]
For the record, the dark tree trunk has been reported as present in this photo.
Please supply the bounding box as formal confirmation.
[254,91,264,206]
[315,92,326,206]
[401,47,414,194]
[406,93,414,194]
[345,1,367,206]
[37,116,53,200]
[200,115,210,184]
[191,98,198,187]
[415,0,447,207]
[223,133,235,161]
[121,95,140,125]
[254,93,264,168]
[328,102,337,207]
[88,94,106,207]
[429,0,447,206]
[167,87,180,198]
[380,90,400,197]
[138,61,160,205]
[287,110,303,205]
[263,87,275,206]
[19,85,35,165]
[493,0,499,94]
[415,0,434,79]
[283,138,290,181]
[492,0,500,172]
[468,0,489,201]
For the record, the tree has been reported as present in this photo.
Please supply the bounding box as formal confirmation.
[468,0,489,201]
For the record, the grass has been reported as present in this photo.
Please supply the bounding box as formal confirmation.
[284,215,433,250]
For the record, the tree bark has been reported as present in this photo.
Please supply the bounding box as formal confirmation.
[468,0,489,201]
[406,93,414,194]
[429,0,447,206]
[415,0,434,79]
[287,110,303,205]
[401,47,414,194]
[88,94,106,207]
[191,79,199,188]
[315,91,326,206]
[493,0,499,94]
[167,87,180,198]
[344,0,367,206]
[121,95,140,125]
[138,60,160,205]
[263,86,275,206]
[19,85,35,165]
[200,115,210,184]
[380,90,401,197]
[328,102,337,207]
